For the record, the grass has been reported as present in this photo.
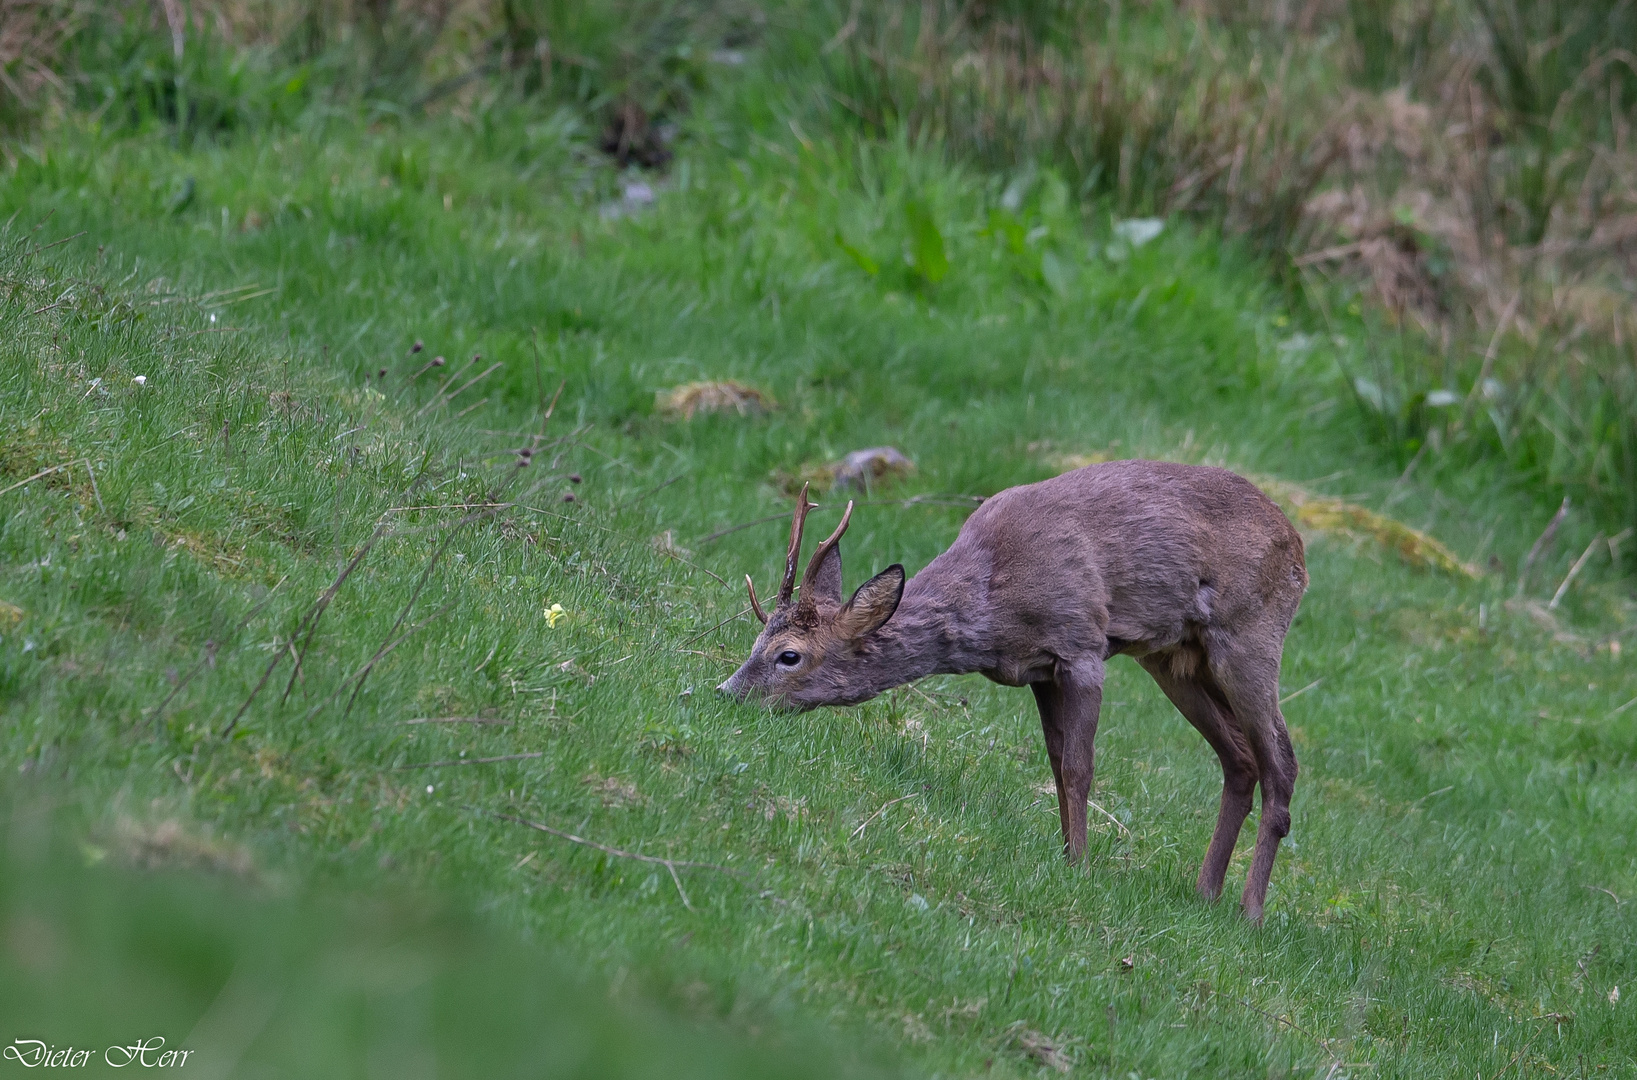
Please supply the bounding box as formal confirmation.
[1,805,891,1079]
[1,105,1635,1078]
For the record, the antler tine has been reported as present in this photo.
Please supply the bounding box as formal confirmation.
[800,499,854,597]
[778,482,817,604]
[745,574,768,624]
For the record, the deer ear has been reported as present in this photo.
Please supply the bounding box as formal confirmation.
[809,538,843,603]
[836,564,904,641]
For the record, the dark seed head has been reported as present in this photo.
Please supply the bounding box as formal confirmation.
[568,473,582,484]
[411,340,423,354]
[377,368,387,378]
[519,446,534,458]
[432,356,445,367]
[561,492,577,503]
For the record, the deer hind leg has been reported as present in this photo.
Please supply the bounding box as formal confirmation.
[1031,660,1104,863]
[1207,642,1298,925]
[1137,655,1258,903]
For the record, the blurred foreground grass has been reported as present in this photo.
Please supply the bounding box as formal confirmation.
[0,797,883,1078]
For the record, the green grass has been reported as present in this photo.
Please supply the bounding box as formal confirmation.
[2,108,1635,1077]
[0,803,892,1079]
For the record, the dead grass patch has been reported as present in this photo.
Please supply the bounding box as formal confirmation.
[1253,476,1480,578]
[655,380,775,421]
[102,816,254,878]
[583,773,644,808]
[1002,1022,1074,1073]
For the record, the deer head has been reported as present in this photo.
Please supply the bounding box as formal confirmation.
[717,484,905,710]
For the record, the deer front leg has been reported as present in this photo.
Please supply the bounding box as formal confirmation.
[1031,661,1104,862]
[1030,683,1071,855]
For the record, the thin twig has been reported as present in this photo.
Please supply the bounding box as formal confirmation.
[415,359,500,417]
[1548,534,1603,610]
[697,512,790,544]
[1382,441,1429,509]
[395,752,543,769]
[396,716,513,725]
[540,379,566,425]
[1491,1024,1542,1080]
[235,575,288,629]
[0,462,73,498]
[80,458,104,514]
[1279,679,1323,706]
[278,511,402,707]
[444,361,503,402]
[1606,695,1637,720]
[485,809,752,912]
[677,606,753,649]
[343,495,508,714]
[306,600,454,723]
[651,541,728,587]
[850,792,919,840]
[616,474,683,512]
[1086,797,1131,837]
[148,641,217,722]
[27,230,87,256]
[414,354,479,417]
[1583,884,1623,905]
[1231,997,1336,1059]
[1460,289,1522,430]
[697,493,985,544]
[1517,497,1570,595]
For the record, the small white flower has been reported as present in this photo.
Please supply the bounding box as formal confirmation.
[426,785,434,794]
[545,603,567,628]
[1612,985,1621,1005]
[132,375,147,387]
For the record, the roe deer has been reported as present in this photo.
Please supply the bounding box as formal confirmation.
[718,460,1307,922]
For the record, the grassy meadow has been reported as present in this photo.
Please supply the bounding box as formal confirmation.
[3,4,1637,1077]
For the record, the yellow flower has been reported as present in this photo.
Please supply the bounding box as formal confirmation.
[545,603,567,628]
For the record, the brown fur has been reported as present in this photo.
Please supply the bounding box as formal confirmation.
[719,460,1307,922]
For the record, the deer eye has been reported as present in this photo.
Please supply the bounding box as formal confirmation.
[776,650,802,667]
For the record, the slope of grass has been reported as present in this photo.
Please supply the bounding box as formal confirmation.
[2,111,1635,1077]
[0,800,892,1079]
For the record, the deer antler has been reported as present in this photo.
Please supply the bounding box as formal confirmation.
[745,574,768,624]
[800,499,854,600]
[778,483,818,605]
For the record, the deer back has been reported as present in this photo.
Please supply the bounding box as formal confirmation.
[912,460,1305,677]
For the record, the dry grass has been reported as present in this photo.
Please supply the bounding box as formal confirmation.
[1253,475,1482,578]
[583,773,645,809]
[655,379,776,421]
[1002,1022,1073,1074]
[821,2,1342,255]
[102,816,256,877]
[0,0,77,132]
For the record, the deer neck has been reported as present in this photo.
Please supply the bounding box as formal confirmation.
[856,556,993,693]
